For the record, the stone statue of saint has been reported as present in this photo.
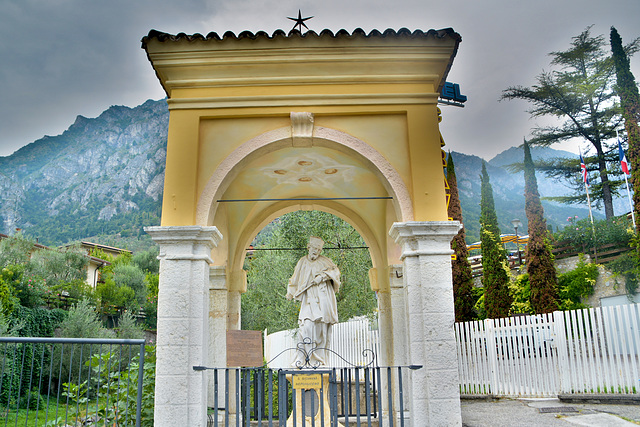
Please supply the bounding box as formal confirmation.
[286,236,341,366]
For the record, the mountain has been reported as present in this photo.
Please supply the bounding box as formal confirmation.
[452,149,602,244]
[0,99,168,247]
[0,99,619,248]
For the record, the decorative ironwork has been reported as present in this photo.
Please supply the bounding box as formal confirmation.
[266,336,377,369]
[287,10,313,32]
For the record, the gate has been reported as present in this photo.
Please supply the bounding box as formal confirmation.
[202,340,415,427]
[203,366,415,427]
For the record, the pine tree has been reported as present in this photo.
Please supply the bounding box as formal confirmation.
[523,140,559,313]
[480,162,511,318]
[502,27,639,218]
[447,153,475,322]
[611,27,640,232]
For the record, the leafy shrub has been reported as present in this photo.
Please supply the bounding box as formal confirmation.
[63,345,156,427]
[606,237,640,299]
[557,255,598,310]
[116,310,145,339]
[509,273,534,315]
[554,216,633,252]
[53,300,113,390]
[113,264,147,306]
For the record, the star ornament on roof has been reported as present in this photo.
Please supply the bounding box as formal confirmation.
[287,9,313,32]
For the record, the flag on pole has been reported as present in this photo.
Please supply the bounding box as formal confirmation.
[618,139,630,175]
[580,152,589,186]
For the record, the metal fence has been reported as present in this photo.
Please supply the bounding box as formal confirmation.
[0,337,146,427]
[456,303,640,397]
[205,365,415,427]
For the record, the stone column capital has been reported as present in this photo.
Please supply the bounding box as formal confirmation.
[145,225,223,263]
[389,221,461,259]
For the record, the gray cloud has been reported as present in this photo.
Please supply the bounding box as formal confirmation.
[1,0,638,159]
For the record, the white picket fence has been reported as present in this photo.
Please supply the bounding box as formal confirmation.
[456,303,640,397]
[264,316,380,369]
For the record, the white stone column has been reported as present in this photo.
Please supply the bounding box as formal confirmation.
[208,266,227,409]
[146,225,222,427]
[389,221,462,427]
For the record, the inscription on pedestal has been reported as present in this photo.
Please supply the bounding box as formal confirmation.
[292,373,322,389]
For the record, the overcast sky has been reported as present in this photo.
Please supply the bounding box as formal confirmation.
[1,0,639,159]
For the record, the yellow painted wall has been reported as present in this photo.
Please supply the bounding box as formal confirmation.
[143,29,460,271]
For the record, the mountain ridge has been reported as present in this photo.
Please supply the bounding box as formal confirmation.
[0,99,617,247]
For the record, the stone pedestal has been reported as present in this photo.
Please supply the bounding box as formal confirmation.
[389,221,462,427]
[146,225,222,427]
[286,373,343,427]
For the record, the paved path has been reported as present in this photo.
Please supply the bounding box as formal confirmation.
[461,398,639,427]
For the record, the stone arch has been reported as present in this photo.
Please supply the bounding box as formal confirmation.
[229,200,383,275]
[195,126,414,228]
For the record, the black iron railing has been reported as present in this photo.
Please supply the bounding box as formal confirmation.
[0,337,146,427]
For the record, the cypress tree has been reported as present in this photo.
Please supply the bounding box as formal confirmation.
[523,140,559,313]
[611,27,640,232]
[480,162,511,318]
[447,153,475,322]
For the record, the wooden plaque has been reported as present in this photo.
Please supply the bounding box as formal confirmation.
[226,330,263,367]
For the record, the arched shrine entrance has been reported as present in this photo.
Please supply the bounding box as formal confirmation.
[142,27,463,426]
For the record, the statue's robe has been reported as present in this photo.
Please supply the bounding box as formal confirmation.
[288,254,341,326]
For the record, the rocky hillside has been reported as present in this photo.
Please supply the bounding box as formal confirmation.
[0,99,168,246]
[452,148,602,244]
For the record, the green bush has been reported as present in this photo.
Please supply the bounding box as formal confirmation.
[509,273,534,315]
[116,310,145,339]
[53,300,113,391]
[64,345,156,427]
[554,216,633,251]
[557,255,598,310]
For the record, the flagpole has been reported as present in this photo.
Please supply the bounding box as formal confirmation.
[623,172,636,228]
[585,182,595,225]
[618,130,636,229]
[581,149,597,261]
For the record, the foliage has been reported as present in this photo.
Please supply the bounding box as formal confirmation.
[0,234,92,308]
[0,233,33,266]
[607,232,640,299]
[1,264,48,308]
[116,310,145,339]
[112,264,147,306]
[447,152,475,321]
[611,27,640,232]
[132,247,160,274]
[480,162,512,318]
[53,300,113,387]
[557,255,599,310]
[509,273,533,315]
[0,308,66,407]
[63,345,156,427]
[0,267,20,315]
[242,210,377,333]
[502,26,640,218]
[56,300,111,339]
[10,306,66,337]
[26,245,88,288]
[523,140,559,313]
[553,215,633,252]
[143,273,158,330]
[92,249,149,316]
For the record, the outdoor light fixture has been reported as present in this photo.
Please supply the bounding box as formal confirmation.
[511,219,523,266]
